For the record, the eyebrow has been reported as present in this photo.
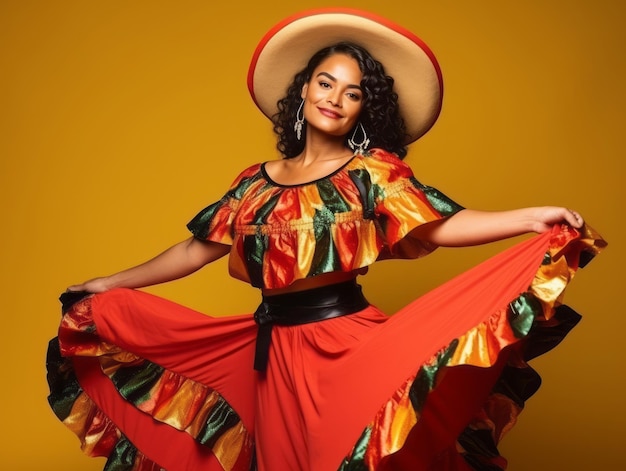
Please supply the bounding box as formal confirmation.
[316,72,362,91]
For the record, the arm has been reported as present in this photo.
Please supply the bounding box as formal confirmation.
[410,206,584,247]
[67,237,230,293]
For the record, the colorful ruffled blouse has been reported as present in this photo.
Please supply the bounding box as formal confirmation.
[187,148,463,289]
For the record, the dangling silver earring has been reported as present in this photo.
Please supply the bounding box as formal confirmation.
[294,99,305,140]
[347,122,370,153]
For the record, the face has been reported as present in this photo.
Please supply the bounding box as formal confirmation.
[300,53,363,139]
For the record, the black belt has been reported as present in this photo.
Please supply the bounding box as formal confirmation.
[253,279,369,371]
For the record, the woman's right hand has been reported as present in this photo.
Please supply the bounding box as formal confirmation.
[66,277,111,294]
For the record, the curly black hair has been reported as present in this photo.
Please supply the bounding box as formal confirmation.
[272,42,408,159]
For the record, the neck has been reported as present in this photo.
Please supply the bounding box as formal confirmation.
[298,130,351,164]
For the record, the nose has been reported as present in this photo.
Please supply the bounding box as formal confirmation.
[327,90,342,107]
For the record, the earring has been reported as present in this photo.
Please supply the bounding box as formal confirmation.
[347,122,370,153]
[294,99,305,140]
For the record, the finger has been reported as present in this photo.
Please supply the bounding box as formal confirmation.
[567,209,584,227]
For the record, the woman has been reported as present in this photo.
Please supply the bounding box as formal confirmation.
[47,9,605,471]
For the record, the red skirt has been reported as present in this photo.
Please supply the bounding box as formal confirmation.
[46,225,605,471]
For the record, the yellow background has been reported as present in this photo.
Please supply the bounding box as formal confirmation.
[1,0,623,469]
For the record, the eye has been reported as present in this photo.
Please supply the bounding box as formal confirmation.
[347,92,361,101]
[318,81,331,89]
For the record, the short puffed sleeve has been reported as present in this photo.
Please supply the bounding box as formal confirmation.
[364,149,464,259]
[186,164,262,245]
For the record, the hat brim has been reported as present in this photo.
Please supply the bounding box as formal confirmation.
[247,8,443,144]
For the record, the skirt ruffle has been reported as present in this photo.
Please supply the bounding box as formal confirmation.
[46,224,606,470]
[47,292,258,471]
[337,224,605,470]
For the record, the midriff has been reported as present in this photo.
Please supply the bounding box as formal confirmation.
[261,267,368,297]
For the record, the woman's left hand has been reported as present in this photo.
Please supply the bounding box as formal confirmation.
[530,206,584,233]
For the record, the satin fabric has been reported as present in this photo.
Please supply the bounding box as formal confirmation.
[47,224,606,470]
[187,148,463,289]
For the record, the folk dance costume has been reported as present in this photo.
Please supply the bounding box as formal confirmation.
[46,9,607,471]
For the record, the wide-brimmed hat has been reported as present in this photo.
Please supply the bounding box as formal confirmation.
[247,8,443,143]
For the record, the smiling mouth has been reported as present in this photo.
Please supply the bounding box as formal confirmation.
[317,107,343,119]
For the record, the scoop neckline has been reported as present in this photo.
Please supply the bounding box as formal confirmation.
[260,155,358,188]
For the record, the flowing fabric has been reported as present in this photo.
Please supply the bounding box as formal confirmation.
[47,224,606,470]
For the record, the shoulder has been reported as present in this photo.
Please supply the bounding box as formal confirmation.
[232,162,263,181]
[357,148,415,182]
[224,162,264,189]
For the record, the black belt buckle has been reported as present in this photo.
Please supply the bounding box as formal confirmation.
[253,302,272,326]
